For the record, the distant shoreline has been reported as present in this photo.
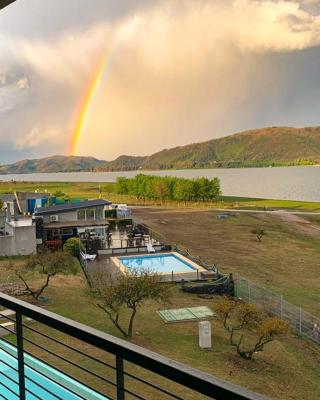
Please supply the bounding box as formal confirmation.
[0,162,317,176]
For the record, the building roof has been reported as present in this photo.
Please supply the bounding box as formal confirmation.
[0,194,15,202]
[44,220,109,229]
[34,199,111,216]
[7,219,33,228]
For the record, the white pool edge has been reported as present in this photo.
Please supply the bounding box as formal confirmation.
[111,252,206,281]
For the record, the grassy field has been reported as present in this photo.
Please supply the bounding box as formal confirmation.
[133,208,320,317]
[1,180,320,211]
[0,271,319,400]
[1,184,320,398]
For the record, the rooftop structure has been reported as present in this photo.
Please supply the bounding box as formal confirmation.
[34,199,111,216]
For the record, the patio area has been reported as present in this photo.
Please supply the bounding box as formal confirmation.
[105,229,161,249]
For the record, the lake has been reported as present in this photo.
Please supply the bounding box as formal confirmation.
[0,166,320,202]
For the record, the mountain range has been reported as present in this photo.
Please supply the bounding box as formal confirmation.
[1,126,320,174]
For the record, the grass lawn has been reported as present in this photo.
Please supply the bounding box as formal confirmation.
[133,208,320,317]
[1,181,320,211]
[0,272,319,400]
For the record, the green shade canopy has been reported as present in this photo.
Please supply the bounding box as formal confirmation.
[158,306,215,323]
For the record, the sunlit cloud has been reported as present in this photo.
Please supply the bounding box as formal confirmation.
[15,127,64,150]
[16,77,29,89]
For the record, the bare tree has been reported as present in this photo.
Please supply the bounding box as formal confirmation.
[214,297,289,360]
[92,268,171,338]
[16,251,79,300]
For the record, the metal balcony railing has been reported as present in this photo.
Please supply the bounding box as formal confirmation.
[0,293,268,400]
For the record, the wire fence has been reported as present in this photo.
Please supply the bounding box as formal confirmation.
[234,274,320,345]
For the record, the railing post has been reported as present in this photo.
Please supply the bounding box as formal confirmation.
[116,355,125,400]
[16,312,26,400]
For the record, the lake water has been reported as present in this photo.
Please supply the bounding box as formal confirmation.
[0,166,320,202]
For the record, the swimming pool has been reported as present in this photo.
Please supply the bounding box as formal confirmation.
[113,252,205,281]
[0,340,108,400]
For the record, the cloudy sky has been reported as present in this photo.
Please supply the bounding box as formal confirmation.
[1,0,320,163]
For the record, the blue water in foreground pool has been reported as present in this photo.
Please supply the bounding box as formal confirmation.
[119,253,196,273]
[0,341,108,400]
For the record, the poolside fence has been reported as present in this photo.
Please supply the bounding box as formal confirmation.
[234,273,320,345]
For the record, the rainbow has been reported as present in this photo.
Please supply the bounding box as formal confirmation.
[68,54,110,155]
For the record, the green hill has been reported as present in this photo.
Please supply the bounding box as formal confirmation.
[102,126,320,170]
[0,155,105,174]
[1,126,320,174]
[140,126,320,169]
[96,155,146,172]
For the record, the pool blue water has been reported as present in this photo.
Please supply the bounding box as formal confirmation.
[119,254,196,273]
[0,341,108,400]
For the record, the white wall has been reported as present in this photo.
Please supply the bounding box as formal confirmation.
[0,225,36,256]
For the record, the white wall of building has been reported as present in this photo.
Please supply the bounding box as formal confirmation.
[0,221,36,256]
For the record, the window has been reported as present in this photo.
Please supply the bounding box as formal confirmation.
[95,207,103,220]
[77,209,85,220]
[61,228,73,235]
[86,208,94,220]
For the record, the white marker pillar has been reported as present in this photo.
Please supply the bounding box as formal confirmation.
[199,321,212,349]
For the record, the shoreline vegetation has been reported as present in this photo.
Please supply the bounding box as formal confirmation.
[1,179,320,212]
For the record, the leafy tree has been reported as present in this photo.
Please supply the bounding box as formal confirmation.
[16,251,79,300]
[251,228,266,242]
[173,178,195,203]
[93,269,171,338]
[115,177,130,195]
[53,190,66,198]
[213,297,289,360]
[114,174,221,203]
[209,177,221,199]
[63,237,85,258]
[153,177,170,203]
[197,177,212,201]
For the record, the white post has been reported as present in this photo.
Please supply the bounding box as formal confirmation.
[199,321,212,349]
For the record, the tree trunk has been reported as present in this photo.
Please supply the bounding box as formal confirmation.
[127,308,137,339]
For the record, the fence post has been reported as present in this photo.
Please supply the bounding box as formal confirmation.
[234,273,239,297]
[172,271,174,282]
[16,312,26,400]
[247,280,251,302]
[280,295,283,319]
[116,355,125,400]
[299,307,302,335]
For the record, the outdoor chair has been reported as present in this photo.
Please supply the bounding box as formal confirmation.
[147,243,156,253]
[80,251,97,261]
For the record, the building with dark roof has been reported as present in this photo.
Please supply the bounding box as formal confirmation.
[34,199,111,249]
[34,199,111,216]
